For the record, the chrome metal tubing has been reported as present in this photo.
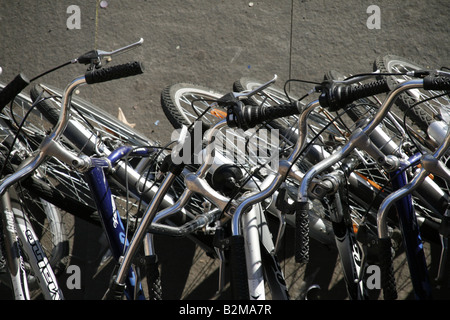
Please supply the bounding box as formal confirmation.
[50,76,86,140]
[231,100,320,235]
[377,102,450,238]
[115,171,178,284]
[116,120,227,284]
[363,80,424,137]
[0,76,86,195]
[377,168,428,238]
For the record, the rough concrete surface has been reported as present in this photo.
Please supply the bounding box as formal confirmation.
[0,0,449,300]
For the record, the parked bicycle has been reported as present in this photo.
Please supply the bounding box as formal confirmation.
[0,39,170,299]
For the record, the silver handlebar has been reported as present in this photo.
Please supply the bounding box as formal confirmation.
[0,76,88,195]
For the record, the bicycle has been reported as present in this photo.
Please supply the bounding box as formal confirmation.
[158,73,414,299]
[296,70,450,299]
[0,40,170,299]
[105,80,297,299]
[231,66,450,299]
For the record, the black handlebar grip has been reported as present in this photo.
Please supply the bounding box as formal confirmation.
[229,235,250,299]
[423,75,450,91]
[294,201,310,263]
[0,73,30,111]
[85,61,144,84]
[228,101,300,130]
[319,79,390,112]
[378,237,398,300]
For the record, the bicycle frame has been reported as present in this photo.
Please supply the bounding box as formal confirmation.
[297,76,447,299]
[84,146,148,300]
[0,191,31,300]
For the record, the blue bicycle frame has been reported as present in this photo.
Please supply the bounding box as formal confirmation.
[389,153,433,299]
[85,145,149,300]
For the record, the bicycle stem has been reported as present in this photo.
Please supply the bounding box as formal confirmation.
[114,120,227,285]
[231,100,320,235]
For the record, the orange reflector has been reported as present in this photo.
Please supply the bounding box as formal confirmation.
[353,223,359,235]
[211,108,227,119]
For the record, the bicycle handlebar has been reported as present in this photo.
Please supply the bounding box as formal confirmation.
[226,101,302,130]
[0,60,145,195]
[223,77,392,131]
[423,75,450,91]
[85,61,145,84]
[318,78,391,112]
[224,73,449,131]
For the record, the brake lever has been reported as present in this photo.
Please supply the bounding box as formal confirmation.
[75,38,144,69]
[234,74,277,100]
[216,74,277,108]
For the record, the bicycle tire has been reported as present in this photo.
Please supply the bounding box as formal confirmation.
[161,83,224,130]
